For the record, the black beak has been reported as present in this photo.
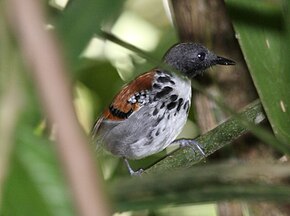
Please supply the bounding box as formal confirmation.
[215,56,236,65]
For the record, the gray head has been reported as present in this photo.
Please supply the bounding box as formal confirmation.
[163,43,235,78]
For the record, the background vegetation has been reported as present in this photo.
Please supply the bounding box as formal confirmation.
[0,0,289,215]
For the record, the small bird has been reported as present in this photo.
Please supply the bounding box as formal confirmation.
[92,43,235,175]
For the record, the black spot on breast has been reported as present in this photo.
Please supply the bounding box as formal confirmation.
[170,94,178,101]
[167,102,177,110]
[167,114,170,119]
[170,80,175,85]
[176,98,184,112]
[153,108,159,116]
[153,83,161,89]
[153,116,163,126]
[155,129,160,136]
[157,76,172,83]
[156,70,162,75]
[183,101,189,110]
[160,102,165,109]
[155,86,173,99]
[144,130,154,145]
[184,101,190,113]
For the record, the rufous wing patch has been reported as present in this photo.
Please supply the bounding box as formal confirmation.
[103,70,156,121]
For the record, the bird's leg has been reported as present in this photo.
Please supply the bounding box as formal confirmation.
[173,138,205,156]
[123,158,144,176]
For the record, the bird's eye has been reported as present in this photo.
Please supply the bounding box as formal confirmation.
[197,52,206,61]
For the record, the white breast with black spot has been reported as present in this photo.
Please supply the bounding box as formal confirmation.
[128,71,192,158]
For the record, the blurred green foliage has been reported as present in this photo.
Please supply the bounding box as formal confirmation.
[1,0,290,215]
[56,0,125,68]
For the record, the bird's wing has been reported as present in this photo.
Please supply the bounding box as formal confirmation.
[92,70,156,134]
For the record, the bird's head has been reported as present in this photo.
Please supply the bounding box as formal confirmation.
[163,43,235,78]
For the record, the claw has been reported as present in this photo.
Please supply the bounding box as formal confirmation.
[124,158,143,176]
[175,138,205,156]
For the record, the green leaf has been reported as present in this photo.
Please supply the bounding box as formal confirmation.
[226,0,290,145]
[1,127,74,216]
[77,60,122,108]
[56,0,125,67]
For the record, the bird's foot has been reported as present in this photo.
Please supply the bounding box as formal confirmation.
[124,158,144,176]
[130,168,144,176]
[175,138,205,156]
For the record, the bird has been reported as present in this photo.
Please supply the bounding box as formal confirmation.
[92,42,235,175]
